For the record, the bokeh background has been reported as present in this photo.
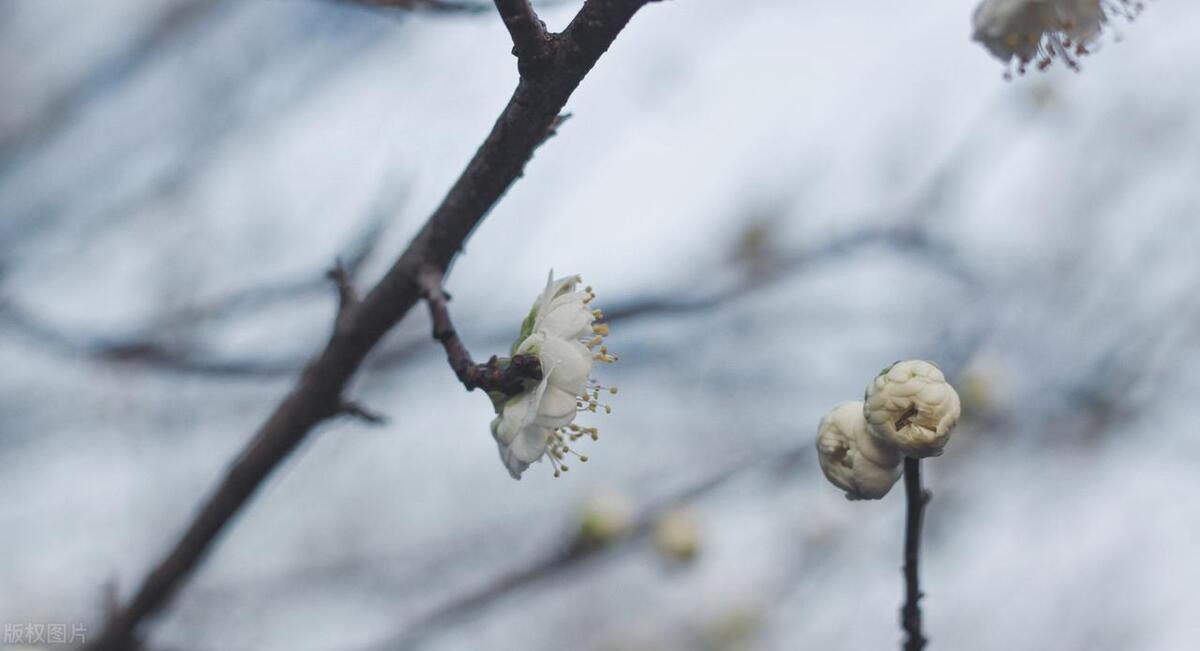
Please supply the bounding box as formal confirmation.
[3,0,1200,649]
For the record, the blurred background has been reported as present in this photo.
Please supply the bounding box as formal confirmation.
[3,0,1200,649]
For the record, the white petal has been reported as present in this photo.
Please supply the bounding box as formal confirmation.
[498,444,529,480]
[510,426,551,463]
[536,386,579,428]
[538,300,594,340]
[537,336,593,396]
[494,395,531,445]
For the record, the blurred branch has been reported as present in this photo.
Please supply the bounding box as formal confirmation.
[3,99,999,378]
[418,267,542,393]
[335,0,488,12]
[0,0,220,182]
[601,224,977,324]
[83,2,662,648]
[901,457,929,651]
[0,184,400,376]
[0,223,971,377]
[371,444,811,651]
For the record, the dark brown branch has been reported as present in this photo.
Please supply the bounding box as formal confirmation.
[82,2,659,649]
[494,0,552,75]
[901,456,930,651]
[418,267,542,393]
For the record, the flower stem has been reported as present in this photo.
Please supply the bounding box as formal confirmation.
[901,456,929,651]
[418,267,542,394]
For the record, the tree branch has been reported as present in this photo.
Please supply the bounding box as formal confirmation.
[494,0,552,75]
[417,267,541,394]
[901,456,929,651]
[82,2,660,649]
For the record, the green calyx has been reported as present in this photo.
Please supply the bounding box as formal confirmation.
[511,302,539,355]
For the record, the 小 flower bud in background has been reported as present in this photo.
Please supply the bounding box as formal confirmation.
[863,360,961,459]
[816,401,903,500]
[653,508,700,562]
[576,491,635,548]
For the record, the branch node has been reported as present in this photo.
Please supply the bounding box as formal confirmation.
[340,400,387,425]
[540,112,572,146]
[327,258,359,326]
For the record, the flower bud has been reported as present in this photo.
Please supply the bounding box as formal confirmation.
[863,360,961,458]
[816,401,902,500]
[653,508,699,561]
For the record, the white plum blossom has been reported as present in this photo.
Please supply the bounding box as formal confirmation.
[971,0,1143,75]
[864,360,962,459]
[491,271,617,479]
[816,401,904,500]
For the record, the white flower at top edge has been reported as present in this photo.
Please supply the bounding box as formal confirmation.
[971,0,1144,76]
[492,271,617,479]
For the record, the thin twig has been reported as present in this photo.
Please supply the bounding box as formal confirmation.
[417,267,541,394]
[901,456,929,651]
[339,400,388,424]
[82,2,660,648]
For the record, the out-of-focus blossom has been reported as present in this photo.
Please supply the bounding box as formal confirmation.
[577,492,635,547]
[864,360,961,459]
[971,0,1143,75]
[816,401,903,500]
[653,508,700,561]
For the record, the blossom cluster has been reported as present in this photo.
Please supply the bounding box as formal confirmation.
[816,360,961,500]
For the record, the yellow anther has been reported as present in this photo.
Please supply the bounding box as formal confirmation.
[593,324,610,336]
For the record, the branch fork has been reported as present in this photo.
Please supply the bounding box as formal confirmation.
[494,0,555,77]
